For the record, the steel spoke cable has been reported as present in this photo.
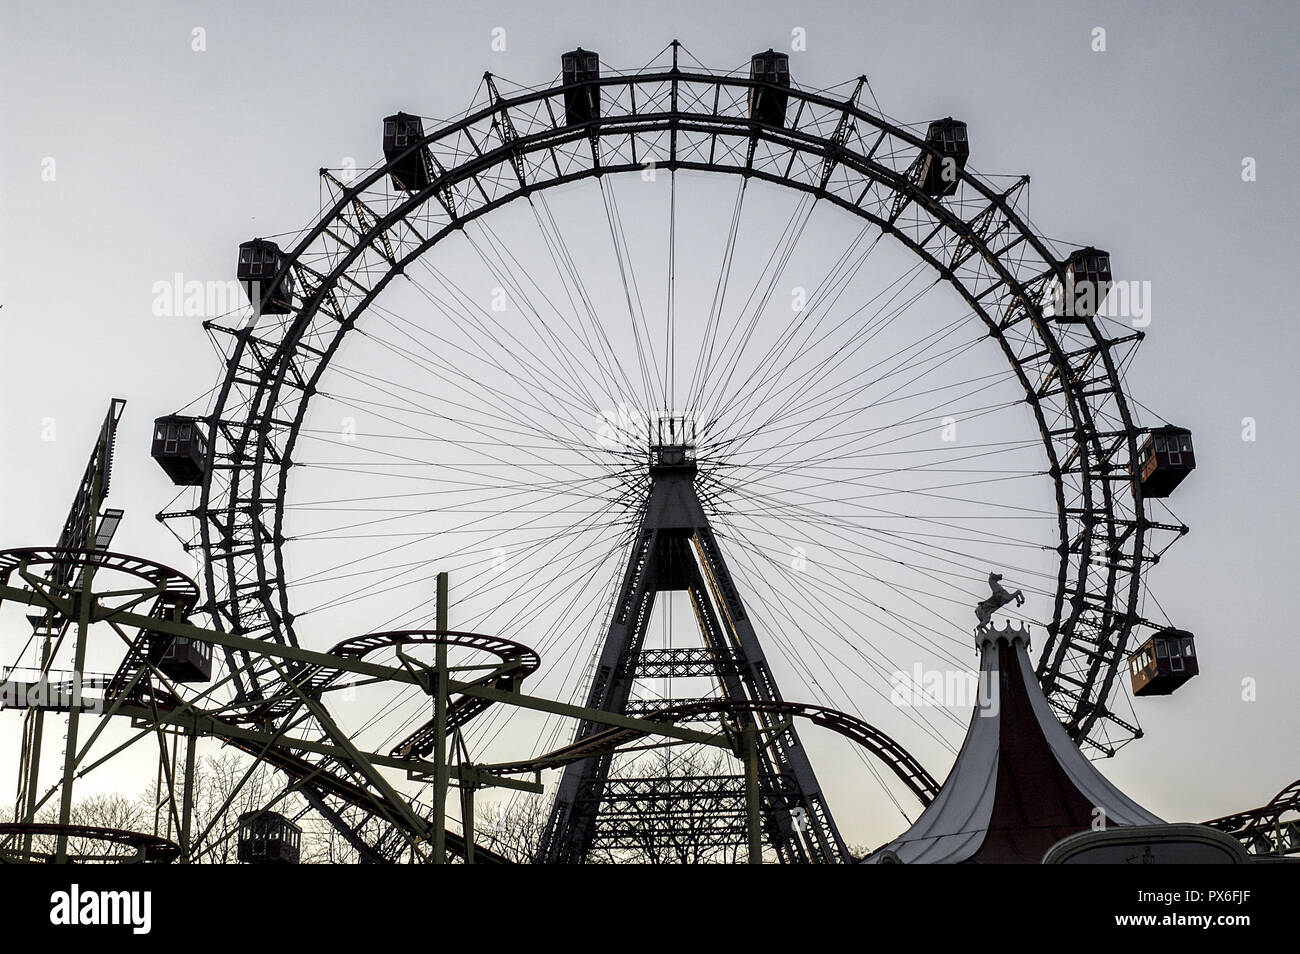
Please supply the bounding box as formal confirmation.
[711,394,1029,489]
[720,358,1027,475]
[723,300,980,449]
[321,333,601,462]
[683,178,748,416]
[716,518,966,748]
[688,189,818,419]
[297,507,614,625]
[598,176,663,413]
[309,359,614,480]
[531,190,651,423]
[398,240,613,437]
[722,507,1008,651]
[690,191,820,420]
[704,249,934,432]
[664,169,677,407]
[457,524,637,756]
[715,276,964,457]
[289,478,623,607]
[702,216,892,431]
[453,516,641,759]
[307,383,608,472]
[359,283,608,456]
[712,364,1017,473]
[726,502,1057,614]
[375,239,607,421]
[467,216,627,417]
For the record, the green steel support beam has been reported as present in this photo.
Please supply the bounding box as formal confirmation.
[0,583,726,749]
[180,730,196,862]
[432,571,449,864]
[744,725,762,865]
[55,433,104,863]
[264,657,434,862]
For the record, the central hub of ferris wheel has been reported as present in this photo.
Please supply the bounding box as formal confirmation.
[540,410,848,863]
[648,415,697,473]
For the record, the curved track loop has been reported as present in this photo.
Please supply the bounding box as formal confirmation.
[0,547,199,607]
[124,681,513,864]
[187,63,1158,756]
[0,548,201,701]
[0,823,180,863]
[486,698,940,808]
[245,629,540,759]
[1204,776,1300,854]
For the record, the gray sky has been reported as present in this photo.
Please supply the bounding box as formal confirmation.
[2,0,1298,851]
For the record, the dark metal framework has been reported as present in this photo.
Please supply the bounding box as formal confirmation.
[159,45,1187,858]
[0,823,180,864]
[487,698,939,808]
[0,549,520,864]
[1204,777,1300,857]
[244,628,540,759]
[538,438,843,862]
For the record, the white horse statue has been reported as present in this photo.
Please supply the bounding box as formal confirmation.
[974,572,1024,630]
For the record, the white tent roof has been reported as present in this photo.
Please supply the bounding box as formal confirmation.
[865,623,1161,864]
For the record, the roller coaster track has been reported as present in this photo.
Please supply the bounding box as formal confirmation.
[485,698,941,808]
[1204,777,1300,856]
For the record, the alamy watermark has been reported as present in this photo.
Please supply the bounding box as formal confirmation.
[889,663,999,716]
[50,884,151,934]
[1050,273,1152,327]
[0,669,102,714]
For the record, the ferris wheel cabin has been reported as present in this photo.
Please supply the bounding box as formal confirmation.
[237,811,301,864]
[149,632,213,683]
[1129,629,1198,696]
[236,239,294,315]
[1137,425,1196,498]
[382,112,431,191]
[150,414,208,486]
[1053,247,1113,321]
[748,50,790,127]
[562,48,600,125]
[913,118,969,197]
[138,585,212,683]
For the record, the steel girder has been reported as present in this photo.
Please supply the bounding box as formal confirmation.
[537,455,845,863]
[161,53,1175,855]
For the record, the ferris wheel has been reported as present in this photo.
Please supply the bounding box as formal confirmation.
[153,42,1195,861]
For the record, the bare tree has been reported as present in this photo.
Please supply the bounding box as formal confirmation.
[588,750,751,864]
[476,794,549,863]
[138,750,334,863]
[495,748,760,864]
[30,792,152,861]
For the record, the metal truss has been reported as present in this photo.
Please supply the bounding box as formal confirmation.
[1204,777,1300,857]
[153,43,1186,854]
[537,443,844,863]
[582,773,797,857]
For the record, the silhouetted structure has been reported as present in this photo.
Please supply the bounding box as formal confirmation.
[382,112,430,191]
[1137,426,1196,497]
[150,415,207,486]
[865,623,1162,863]
[748,50,790,127]
[237,811,301,865]
[236,239,294,315]
[1129,629,1198,696]
[562,48,600,125]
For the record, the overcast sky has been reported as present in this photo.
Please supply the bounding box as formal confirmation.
[2,0,1298,851]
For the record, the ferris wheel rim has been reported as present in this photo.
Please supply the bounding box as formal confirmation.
[185,57,1153,759]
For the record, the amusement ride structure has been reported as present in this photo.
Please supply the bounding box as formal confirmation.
[2,43,1292,864]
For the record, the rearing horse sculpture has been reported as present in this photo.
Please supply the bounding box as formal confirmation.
[974,572,1024,631]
